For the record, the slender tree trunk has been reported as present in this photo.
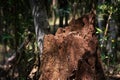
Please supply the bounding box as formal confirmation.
[97,0,106,45]
[30,0,49,55]
[29,0,49,79]
[0,7,5,65]
[107,19,118,61]
[13,6,18,52]
[0,7,3,35]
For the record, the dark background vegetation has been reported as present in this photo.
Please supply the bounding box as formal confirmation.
[0,0,120,80]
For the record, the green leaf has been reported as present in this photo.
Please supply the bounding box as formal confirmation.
[2,33,13,41]
[95,27,103,33]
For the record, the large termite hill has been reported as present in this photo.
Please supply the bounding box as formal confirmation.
[39,12,106,80]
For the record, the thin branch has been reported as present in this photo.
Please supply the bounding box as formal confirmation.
[102,12,112,44]
[104,13,112,37]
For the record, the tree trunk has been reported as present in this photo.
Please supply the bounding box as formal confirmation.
[39,12,106,80]
[0,7,6,65]
[29,0,50,79]
[29,0,49,54]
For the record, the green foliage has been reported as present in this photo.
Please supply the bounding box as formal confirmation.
[97,1,118,15]
[2,33,13,41]
[0,0,37,79]
[97,1,120,74]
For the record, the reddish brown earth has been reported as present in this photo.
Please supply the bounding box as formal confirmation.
[39,12,106,80]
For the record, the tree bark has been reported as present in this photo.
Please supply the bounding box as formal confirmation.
[29,0,49,54]
[29,0,50,79]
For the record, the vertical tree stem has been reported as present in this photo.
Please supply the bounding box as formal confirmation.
[104,13,112,37]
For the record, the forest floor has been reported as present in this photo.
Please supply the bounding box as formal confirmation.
[103,62,120,80]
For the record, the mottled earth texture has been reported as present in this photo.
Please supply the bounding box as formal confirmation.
[39,12,106,80]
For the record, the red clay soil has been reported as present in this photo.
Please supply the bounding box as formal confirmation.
[39,12,106,80]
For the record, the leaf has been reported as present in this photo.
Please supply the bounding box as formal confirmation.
[95,27,103,33]
[101,54,106,60]
[2,33,13,41]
